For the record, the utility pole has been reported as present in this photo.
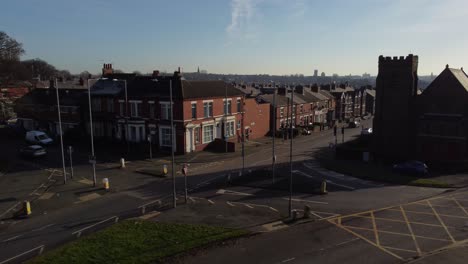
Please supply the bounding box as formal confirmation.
[288,85,294,218]
[68,146,74,179]
[241,97,245,175]
[148,135,152,159]
[170,79,176,208]
[124,80,129,156]
[87,79,97,187]
[55,79,67,184]
[272,82,277,184]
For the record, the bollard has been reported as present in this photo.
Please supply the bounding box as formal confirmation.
[320,180,328,195]
[120,158,126,169]
[102,178,110,191]
[23,200,31,216]
[163,164,168,176]
[304,205,311,219]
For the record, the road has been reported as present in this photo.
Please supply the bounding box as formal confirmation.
[0,120,453,263]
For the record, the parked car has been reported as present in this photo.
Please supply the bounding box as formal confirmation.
[19,145,47,158]
[361,127,373,135]
[25,131,53,145]
[393,160,428,176]
[348,120,361,128]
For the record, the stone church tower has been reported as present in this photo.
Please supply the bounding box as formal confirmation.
[372,54,419,160]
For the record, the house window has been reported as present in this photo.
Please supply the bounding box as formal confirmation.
[107,98,114,112]
[92,98,101,112]
[191,103,197,119]
[224,100,232,115]
[160,102,171,120]
[203,102,213,118]
[300,104,303,114]
[237,99,241,112]
[119,102,124,116]
[194,128,200,144]
[160,127,172,147]
[225,121,235,137]
[237,120,241,129]
[130,102,140,117]
[280,107,284,118]
[203,125,214,143]
[149,103,155,119]
[130,126,136,141]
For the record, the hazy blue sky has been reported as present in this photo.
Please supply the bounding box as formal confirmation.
[2,0,467,75]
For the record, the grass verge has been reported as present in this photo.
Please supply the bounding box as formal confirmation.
[30,220,248,264]
[318,155,451,188]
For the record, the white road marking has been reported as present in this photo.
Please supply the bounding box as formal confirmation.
[226,201,235,207]
[207,199,215,204]
[293,170,356,190]
[281,257,295,263]
[286,198,328,205]
[0,202,21,219]
[216,189,253,196]
[229,201,279,212]
[0,245,45,264]
[2,235,22,242]
[32,223,55,232]
[245,204,254,209]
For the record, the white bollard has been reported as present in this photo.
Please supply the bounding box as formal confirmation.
[120,158,126,169]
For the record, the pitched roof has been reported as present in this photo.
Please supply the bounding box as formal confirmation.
[448,68,468,91]
[366,89,376,97]
[180,80,243,99]
[15,88,85,106]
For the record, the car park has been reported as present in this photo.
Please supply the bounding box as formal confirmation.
[19,145,47,158]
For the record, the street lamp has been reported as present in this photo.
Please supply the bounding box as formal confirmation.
[55,79,67,184]
[112,79,128,155]
[271,81,277,184]
[288,84,295,218]
[86,79,97,187]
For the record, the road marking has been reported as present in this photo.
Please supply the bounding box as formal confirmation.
[0,202,21,219]
[76,193,101,203]
[293,170,355,190]
[336,237,359,246]
[280,257,295,263]
[139,211,161,220]
[0,245,44,264]
[229,201,279,212]
[400,206,421,255]
[341,225,451,242]
[78,178,94,185]
[331,221,403,260]
[285,197,328,205]
[207,199,215,204]
[189,197,195,202]
[387,208,468,219]
[453,198,468,216]
[382,246,418,253]
[32,223,55,232]
[2,235,22,242]
[216,189,253,196]
[370,211,380,246]
[427,200,455,243]
[226,202,235,207]
[245,204,254,209]
[358,215,449,228]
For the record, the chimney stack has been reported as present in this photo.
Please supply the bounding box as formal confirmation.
[152,70,160,77]
[102,63,114,76]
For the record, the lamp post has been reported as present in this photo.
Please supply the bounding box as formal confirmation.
[87,79,97,187]
[55,79,67,184]
[170,79,176,208]
[288,84,294,218]
[272,82,277,184]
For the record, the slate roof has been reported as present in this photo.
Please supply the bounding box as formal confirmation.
[181,80,243,99]
[423,67,468,95]
[15,88,85,106]
[365,89,376,97]
[449,68,468,91]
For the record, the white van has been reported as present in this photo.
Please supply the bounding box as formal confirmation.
[26,131,53,145]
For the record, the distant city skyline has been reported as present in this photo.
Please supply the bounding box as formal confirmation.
[2,0,467,76]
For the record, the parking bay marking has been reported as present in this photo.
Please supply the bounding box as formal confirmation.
[293,170,355,190]
[216,189,253,196]
[229,201,278,212]
[285,197,328,205]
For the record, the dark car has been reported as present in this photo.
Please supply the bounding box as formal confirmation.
[393,160,428,176]
[348,120,361,128]
[19,145,47,158]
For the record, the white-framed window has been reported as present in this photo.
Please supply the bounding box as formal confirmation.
[203,102,213,118]
[237,99,241,112]
[191,103,197,119]
[130,102,140,117]
[160,127,172,147]
[224,100,232,115]
[280,107,284,118]
[237,120,241,130]
[160,102,171,120]
[225,121,235,137]
[203,125,214,143]
[107,98,114,112]
[149,103,155,119]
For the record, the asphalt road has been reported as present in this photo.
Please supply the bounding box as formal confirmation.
[0,120,454,263]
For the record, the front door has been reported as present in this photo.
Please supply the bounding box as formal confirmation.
[189,128,194,152]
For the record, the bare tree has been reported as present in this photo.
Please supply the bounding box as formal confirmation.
[0,31,24,61]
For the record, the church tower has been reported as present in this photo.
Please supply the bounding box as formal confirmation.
[373,54,419,160]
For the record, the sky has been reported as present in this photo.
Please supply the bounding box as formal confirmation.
[2,0,467,76]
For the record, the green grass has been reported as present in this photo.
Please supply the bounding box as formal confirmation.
[318,156,451,188]
[30,220,248,264]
